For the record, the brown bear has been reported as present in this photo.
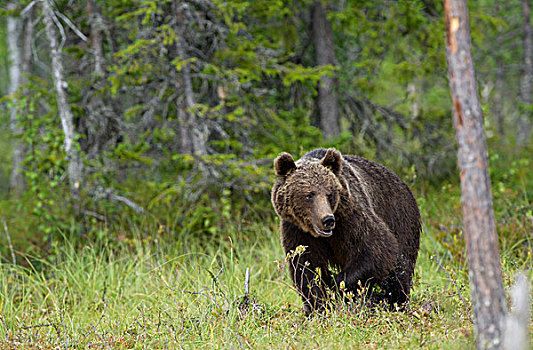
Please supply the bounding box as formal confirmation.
[271,148,421,314]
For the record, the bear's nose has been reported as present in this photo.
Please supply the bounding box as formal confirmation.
[322,216,335,229]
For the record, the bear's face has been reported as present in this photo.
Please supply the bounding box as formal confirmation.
[272,149,343,238]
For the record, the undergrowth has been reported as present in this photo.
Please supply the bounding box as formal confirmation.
[0,225,479,349]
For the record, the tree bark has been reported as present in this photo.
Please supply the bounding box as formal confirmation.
[7,2,24,194]
[444,1,507,349]
[87,0,105,77]
[174,5,208,155]
[7,4,21,94]
[9,5,35,195]
[21,8,33,84]
[312,0,340,140]
[81,0,117,159]
[518,0,532,146]
[42,0,82,192]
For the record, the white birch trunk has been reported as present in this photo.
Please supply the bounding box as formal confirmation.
[7,2,24,194]
[42,0,82,192]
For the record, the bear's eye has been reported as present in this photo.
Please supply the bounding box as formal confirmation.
[327,193,335,203]
[305,192,315,201]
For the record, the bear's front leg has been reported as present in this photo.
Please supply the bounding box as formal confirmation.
[286,251,333,314]
[334,221,399,299]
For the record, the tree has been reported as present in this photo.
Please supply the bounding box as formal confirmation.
[444,0,507,349]
[87,0,104,78]
[312,0,340,140]
[7,1,24,193]
[42,0,82,193]
[78,0,119,159]
[518,0,532,146]
[173,2,207,155]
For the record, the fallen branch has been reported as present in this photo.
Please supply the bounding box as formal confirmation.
[22,322,61,337]
[1,217,16,265]
[92,186,145,214]
[82,209,106,222]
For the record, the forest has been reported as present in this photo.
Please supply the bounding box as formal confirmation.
[0,0,531,348]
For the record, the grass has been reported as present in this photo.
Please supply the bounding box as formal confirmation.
[0,215,476,350]
[0,228,477,349]
[0,156,531,349]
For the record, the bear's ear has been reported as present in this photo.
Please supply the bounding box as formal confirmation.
[321,148,342,175]
[274,152,296,176]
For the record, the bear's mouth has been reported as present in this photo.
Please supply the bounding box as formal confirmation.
[314,226,333,237]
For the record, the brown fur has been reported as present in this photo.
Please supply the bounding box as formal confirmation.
[271,148,421,313]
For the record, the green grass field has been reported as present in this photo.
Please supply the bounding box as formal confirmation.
[0,230,476,349]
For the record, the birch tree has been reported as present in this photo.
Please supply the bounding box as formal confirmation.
[7,1,24,194]
[42,0,82,193]
[444,0,507,348]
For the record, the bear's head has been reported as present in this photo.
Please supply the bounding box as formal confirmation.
[271,148,344,238]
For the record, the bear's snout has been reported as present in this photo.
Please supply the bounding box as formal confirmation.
[310,195,335,237]
[321,216,335,230]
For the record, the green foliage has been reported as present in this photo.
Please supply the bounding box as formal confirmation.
[0,14,12,195]
[0,113,12,196]
[0,15,8,96]
[1,77,77,237]
[420,151,532,268]
[0,0,529,260]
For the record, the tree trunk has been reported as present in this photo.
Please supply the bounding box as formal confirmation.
[87,0,105,77]
[81,0,117,159]
[444,1,507,349]
[174,4,208,155]
[518,0,532,146]
[312,0,340,140]
[493,2,505,138]
[42,0,82,193]
[7,4,21,96]
[7,2,24,194]
[21,8,33,85]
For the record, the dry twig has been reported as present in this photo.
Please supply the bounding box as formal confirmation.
[1,217,16,265]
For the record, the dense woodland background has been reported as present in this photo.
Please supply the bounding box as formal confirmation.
[0,0,531,348]
[0,0,530,246]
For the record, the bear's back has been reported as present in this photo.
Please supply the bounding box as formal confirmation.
[343,154,421,275]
